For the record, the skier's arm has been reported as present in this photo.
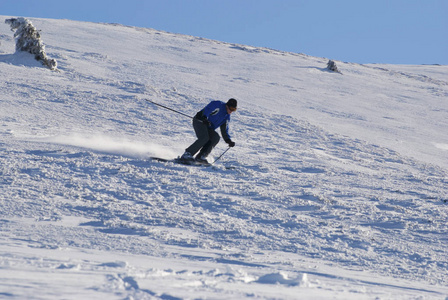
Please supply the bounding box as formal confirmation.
[220,121,235,147]
[194,110,211,127]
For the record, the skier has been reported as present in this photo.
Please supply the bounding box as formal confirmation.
[181,98,237,163]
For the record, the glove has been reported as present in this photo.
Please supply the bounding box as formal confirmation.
[225,139,235,147]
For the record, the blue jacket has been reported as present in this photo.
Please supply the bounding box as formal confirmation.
[195,101,232,140]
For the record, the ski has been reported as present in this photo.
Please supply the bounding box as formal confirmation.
[149,157,235,169]
[150,157,211,167]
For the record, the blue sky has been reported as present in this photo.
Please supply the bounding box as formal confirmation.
[3,0,447,65]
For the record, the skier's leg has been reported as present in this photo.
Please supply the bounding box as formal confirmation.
[185,119,211,156]
[197,129,220,159]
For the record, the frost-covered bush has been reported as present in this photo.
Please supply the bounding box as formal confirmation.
[5,17,57,70]
[327,60,341,74]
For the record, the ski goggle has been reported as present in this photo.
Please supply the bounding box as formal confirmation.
[228,106,237,112]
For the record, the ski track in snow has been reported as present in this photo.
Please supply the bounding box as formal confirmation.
[1,16,448,299]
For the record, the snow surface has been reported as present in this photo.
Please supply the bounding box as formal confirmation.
[1,16,448,299]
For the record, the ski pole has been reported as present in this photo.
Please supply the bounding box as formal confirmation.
[144,99,194,120]
[212,147,231,165]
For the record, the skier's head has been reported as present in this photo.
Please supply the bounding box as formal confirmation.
[226,98,237,112]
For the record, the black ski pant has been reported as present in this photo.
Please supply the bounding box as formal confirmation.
[185,118,220,158]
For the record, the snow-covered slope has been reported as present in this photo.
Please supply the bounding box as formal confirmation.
[1,17,447,299]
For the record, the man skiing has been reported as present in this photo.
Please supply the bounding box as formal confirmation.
[181,98,237,164]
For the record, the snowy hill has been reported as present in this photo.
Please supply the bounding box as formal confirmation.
[1,16,447,299]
